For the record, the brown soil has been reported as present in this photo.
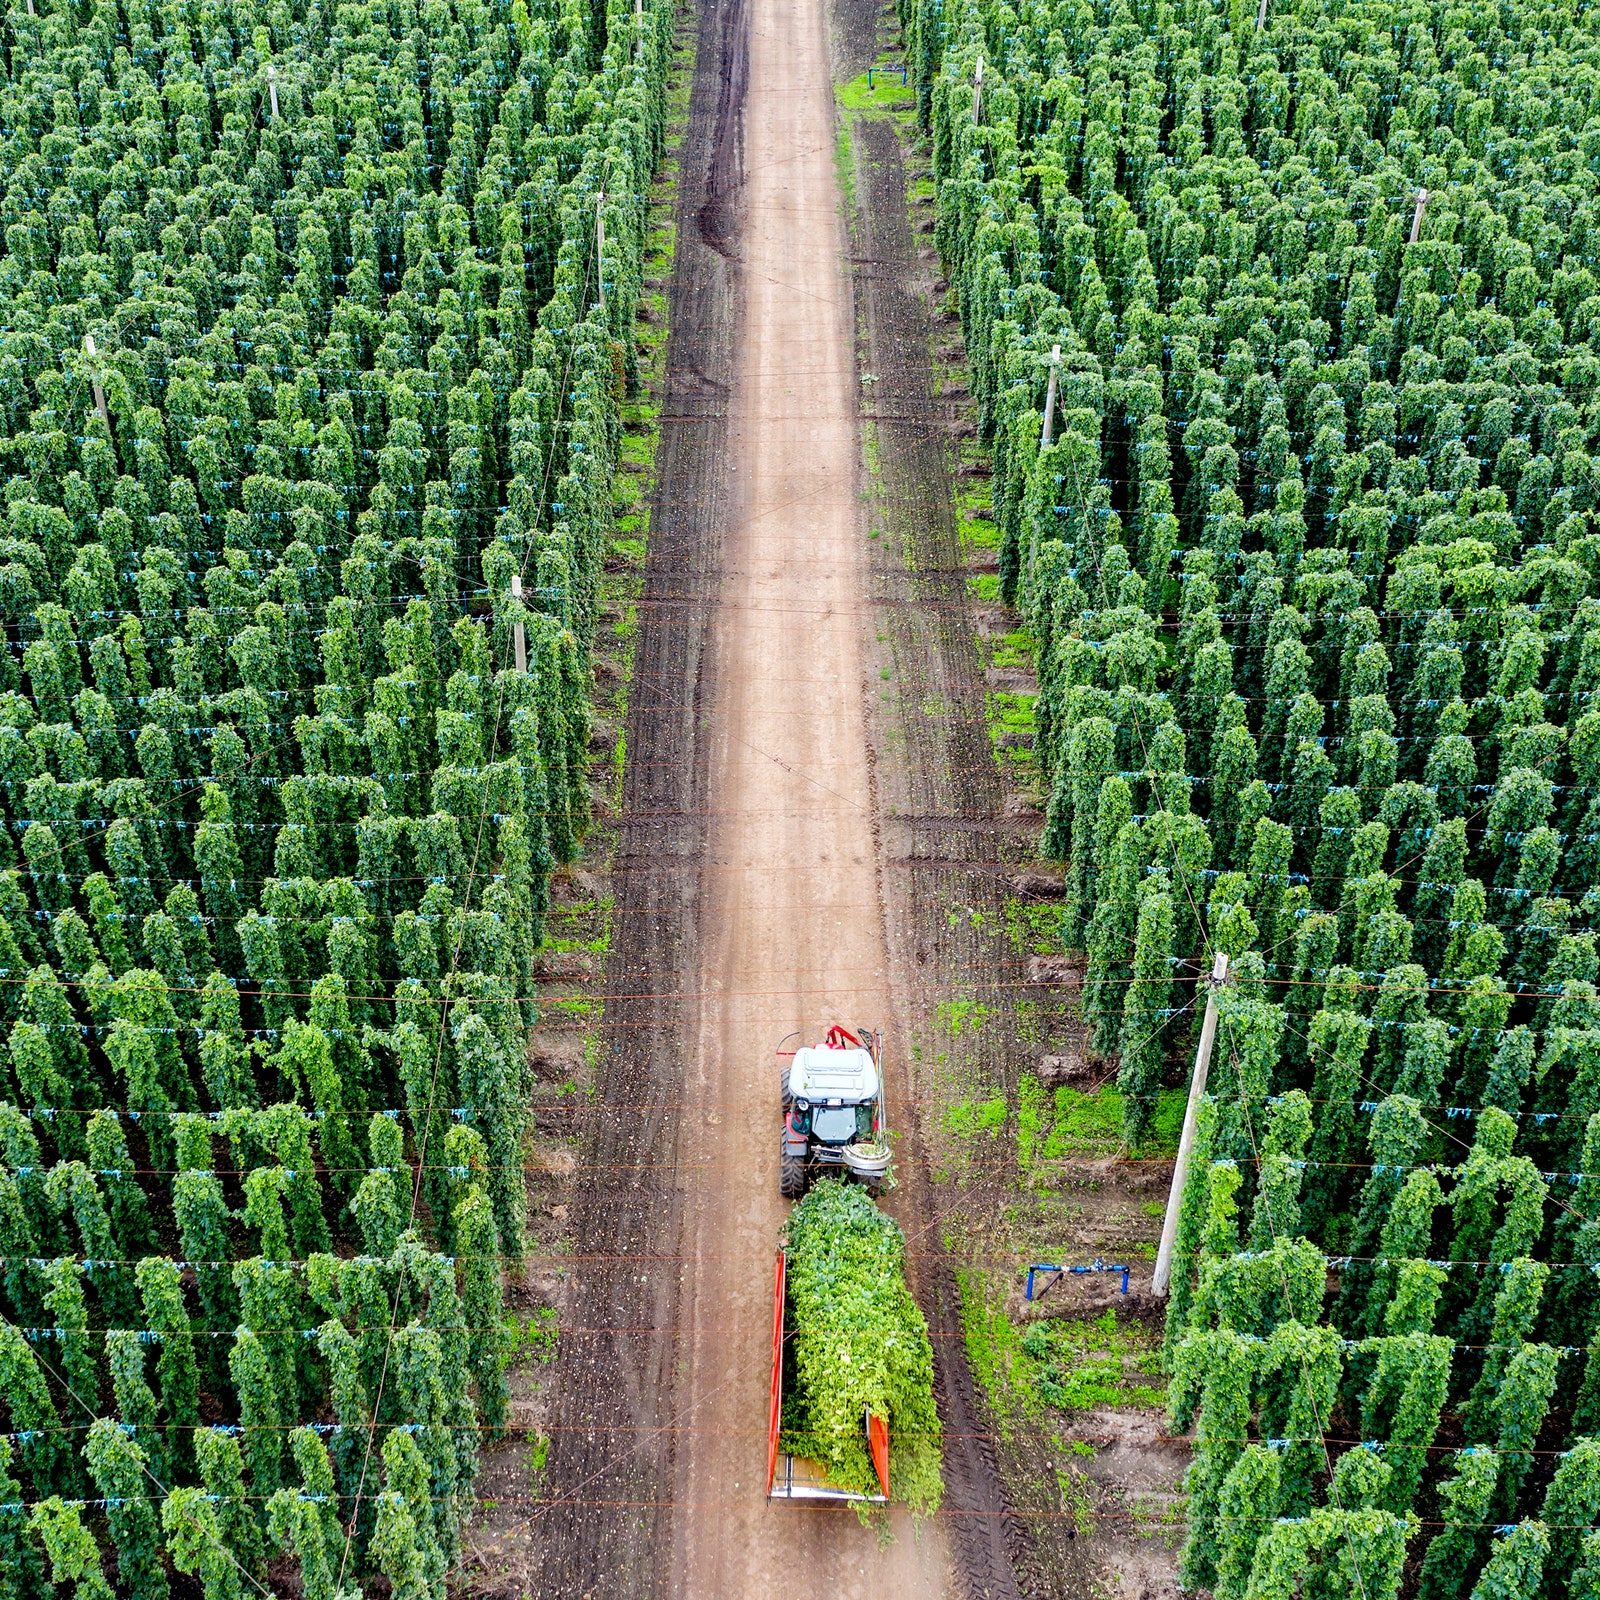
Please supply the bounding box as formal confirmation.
[660,0,951,1578]
[840,72,1042,1600]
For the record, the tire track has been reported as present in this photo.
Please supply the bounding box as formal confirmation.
[534,0,743,1590]
[835,21,1040,1599]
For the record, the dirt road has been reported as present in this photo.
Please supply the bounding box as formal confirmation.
[662,0,950,1588]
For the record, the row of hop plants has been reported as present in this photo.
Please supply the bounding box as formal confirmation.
[1149,943,1600,1597]
[0,1231,499,1600]
[0,0,675,1583]
[899,0,1600,1587]
[1161,1067,1600,1600]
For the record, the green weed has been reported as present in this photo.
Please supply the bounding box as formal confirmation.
[837,69,917,113]
[988,629,1036,671]
[835,120,856,209]
[1005,898,1064,956]
[956,1268,1039,1435]
[549,995,597,1018]
[1026,1086,1188,1160]
[503,1306,560,1368]
[944,1096,1008,1138]
[1056,1463,1095,1534]
[1017,1073,1046,1173]
[963,513,1002,551]
[937,997,992,1036]
[1021,1310,1164,1413]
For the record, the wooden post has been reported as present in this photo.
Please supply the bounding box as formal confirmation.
[511,574,527,674]
[84,334,110,434]
[1410,187,1429,245]
[972,56,984,124]
[1152,951,1229,1297]
[267,63,279,120]
[596,190,606,310]
[1040,344,1062,448]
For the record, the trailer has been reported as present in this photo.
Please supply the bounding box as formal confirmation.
[766,1245,891,1503]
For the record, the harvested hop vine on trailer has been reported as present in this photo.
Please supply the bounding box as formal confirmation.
[780,1179,943,1515]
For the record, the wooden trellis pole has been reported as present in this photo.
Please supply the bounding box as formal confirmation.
[1410,187,1429,244]
[1040,344,1062,448]
[511,574,527,674]
[1152,951,1230,1297]
[84,335,110,434]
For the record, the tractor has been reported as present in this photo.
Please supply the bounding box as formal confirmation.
[778,1025,892,1198]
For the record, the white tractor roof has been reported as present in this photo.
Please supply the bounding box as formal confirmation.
[788,1045,878,1103]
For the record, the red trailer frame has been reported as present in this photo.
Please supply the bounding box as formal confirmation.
[766,1246,787,1493]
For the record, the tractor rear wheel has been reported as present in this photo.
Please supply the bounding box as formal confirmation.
[780,1146,806,1199]
[779,1063,805,1197]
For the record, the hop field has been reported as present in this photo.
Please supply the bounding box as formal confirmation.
[0,0,669,1589]
[902,0,1600,1590]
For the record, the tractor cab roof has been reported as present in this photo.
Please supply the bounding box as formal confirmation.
[788,1044,878,1104]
